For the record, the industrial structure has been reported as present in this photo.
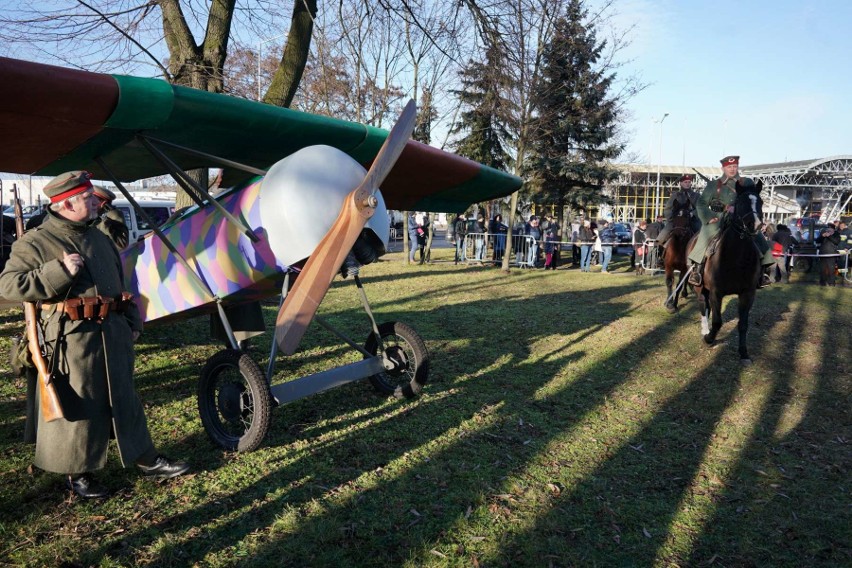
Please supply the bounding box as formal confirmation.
[604,156,852,224]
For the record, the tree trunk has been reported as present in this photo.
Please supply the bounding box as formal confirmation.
[501,190,520,272]
[263,0,317,107]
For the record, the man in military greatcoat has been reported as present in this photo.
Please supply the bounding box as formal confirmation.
[92,185,130,249]
[687,156,774,287]
[0,171,189,499]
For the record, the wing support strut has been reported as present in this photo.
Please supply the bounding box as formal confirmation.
[140,136,268,177]
[137,136,260,243]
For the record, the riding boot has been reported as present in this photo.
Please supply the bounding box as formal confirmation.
[687,261,703,287]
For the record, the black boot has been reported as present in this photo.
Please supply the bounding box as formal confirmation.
[137,455,190,480]
[687,261,703,287]
[758,266,773,289]
[67,473,109,499]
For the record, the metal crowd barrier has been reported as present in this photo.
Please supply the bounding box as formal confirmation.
[461,232,540,267]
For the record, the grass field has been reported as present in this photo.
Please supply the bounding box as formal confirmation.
[0,250,849,567]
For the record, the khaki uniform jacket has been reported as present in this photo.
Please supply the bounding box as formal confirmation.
[0,210,154,474]
[688,175,773,266]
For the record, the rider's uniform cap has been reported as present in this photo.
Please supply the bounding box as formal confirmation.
[92,185,116,203]
[720,155,740,166]
[680,174,694,182]
[45,171,93,203]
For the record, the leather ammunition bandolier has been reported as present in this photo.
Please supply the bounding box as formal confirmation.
[40,292,134,323]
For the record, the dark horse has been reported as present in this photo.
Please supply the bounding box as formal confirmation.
[663,215,693,313]
[687,180,764,363]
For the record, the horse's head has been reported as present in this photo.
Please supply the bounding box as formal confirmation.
[733,179,764,234]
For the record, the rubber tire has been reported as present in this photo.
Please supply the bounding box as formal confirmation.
[198,349,273,452]
[364,322,429,399]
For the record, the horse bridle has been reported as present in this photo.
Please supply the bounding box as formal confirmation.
[727,194,763,238]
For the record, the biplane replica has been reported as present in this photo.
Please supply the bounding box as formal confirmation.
[0,56,522,452]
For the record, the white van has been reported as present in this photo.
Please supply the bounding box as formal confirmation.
[112,199,176,243]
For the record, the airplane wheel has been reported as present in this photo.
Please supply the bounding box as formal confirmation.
[198,349,272,452]
[364,322,429,399]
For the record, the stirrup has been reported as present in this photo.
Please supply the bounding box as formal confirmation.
[688,264,702,286]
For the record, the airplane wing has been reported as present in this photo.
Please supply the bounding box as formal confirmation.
[0,57,521,212]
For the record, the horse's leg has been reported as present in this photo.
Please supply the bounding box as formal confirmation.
[703,290,723,345]
[737,291,755,363]
[698,288,711,337]
[665,265,677,313]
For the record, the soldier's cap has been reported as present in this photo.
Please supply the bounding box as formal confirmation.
[45,171,93,203]
[720,155,740,166]
[680,174,694,182]
[92,185,116,203]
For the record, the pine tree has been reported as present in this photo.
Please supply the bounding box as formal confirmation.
[450,45,514,171]
[528,0,623,214]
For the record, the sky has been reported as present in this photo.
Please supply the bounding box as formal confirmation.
[613,0,852,169]
[2,0,850,175]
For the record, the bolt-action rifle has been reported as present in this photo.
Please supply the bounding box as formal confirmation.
[12,186,64,422]
[692,168,712,184]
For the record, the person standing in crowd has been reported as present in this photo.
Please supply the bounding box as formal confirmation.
[633,219,648,274]
[452,213,467,264]
[525,215,541,268]
[472,214,487,261]
[578,219,595,272]
[770,223,797,283]
[0,171,189,499]
[591,221,602,269]
[543,222,559,270]
[570,218,582,266]
[407,212,420,264]
[657,174,700,249]
[92,186,130,250]
[416,213,430,264]
[490,214,508,265]
[816,222,841,286]
[598,220,616,273]
[644,215,661,268]
[687,155,775,288]
[836,220,850,278]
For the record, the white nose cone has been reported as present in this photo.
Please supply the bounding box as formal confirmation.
[259,145,389,267]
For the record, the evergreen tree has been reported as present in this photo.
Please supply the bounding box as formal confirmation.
[450,45,514,171]
[528,0,623,214]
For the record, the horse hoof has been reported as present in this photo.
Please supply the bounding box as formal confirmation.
[666,304,677,314]
[740,358,752,366]
[702,335,715,345]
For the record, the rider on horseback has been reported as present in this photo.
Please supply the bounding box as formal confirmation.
[687,155,774,288]
[657,174,700,250]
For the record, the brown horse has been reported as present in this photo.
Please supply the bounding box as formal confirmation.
[663,215,693,313]
[688,180,764,363]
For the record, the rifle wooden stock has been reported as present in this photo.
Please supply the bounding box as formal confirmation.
[12,189,63,422]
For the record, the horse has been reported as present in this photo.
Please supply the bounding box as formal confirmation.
[663,214,693,313]
[687,180,764,364]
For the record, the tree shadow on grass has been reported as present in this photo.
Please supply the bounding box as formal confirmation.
[683,286,851,566]
[57,282,650,565]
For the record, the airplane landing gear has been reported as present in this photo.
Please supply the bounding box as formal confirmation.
[365,321,429,399]
[198,349,273,452]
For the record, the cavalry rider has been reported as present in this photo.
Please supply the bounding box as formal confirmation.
[687,155,775,288]
[657,174,700,249]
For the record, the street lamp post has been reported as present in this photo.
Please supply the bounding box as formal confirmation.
[654,113,669,219]
[257,33,287,101]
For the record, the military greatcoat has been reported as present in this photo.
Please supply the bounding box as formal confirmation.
[688,174,774,266]
[0,210,155,474]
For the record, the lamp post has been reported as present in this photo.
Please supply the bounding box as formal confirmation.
[654,113,669,219]
[257,33,287,101]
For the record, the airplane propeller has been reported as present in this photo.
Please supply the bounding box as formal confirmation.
[274,100,417,355]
